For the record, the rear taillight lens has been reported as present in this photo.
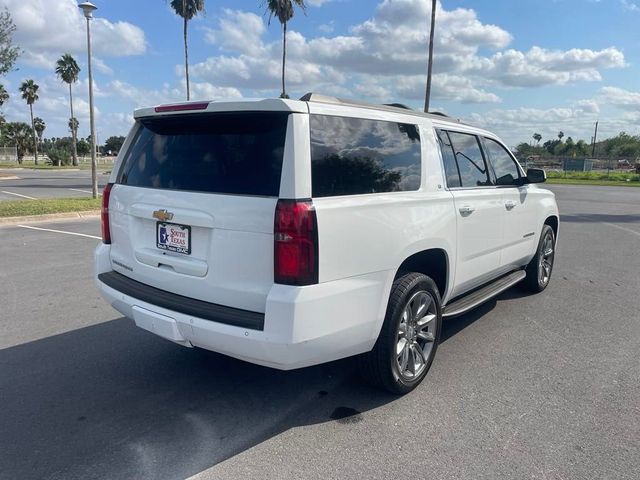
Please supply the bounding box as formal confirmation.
[274,199,318,286]
[101,183,113,244]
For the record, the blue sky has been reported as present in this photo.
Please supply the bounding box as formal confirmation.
[1,0,639,146]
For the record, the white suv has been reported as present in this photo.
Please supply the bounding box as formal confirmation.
[95,94,559,394]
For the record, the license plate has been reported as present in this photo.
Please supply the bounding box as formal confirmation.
[156,222,191,254]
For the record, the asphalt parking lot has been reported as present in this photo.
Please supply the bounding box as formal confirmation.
[0,184,638,480]
[0,168,109,201]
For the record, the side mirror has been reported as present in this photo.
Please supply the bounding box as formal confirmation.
[526,168,546,184]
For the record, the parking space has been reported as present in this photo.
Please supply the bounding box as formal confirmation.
[0,185,639,480]
[0,169,109,201]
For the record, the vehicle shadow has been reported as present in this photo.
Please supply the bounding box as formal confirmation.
[1,297,505,480]
[0,318,392,480]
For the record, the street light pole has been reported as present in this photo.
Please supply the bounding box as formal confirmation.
[79,2,98,199]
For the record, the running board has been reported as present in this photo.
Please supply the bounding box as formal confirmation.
[443,270,526,318]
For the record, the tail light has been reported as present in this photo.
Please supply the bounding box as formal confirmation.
[274,199,318,286]
[101,183,113,244]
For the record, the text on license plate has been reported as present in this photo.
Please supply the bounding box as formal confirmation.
[156,222,191,254]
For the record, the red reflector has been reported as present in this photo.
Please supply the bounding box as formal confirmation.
[274,199,318,286]
[154,102,209,113]
[101,183,113,244]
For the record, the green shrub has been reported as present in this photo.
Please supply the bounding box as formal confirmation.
[47,148,71,166]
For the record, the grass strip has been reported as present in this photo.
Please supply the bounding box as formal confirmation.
[0,197,101,218]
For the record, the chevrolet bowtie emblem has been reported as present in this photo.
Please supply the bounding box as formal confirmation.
[152,209,174,222]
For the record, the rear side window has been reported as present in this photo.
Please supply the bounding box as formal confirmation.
[310,115,421,197]
[484,138,522,186]
[446,131,492,188]
[117,112,289,196]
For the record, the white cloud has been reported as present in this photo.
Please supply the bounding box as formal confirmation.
[307,0,333,6]
[621,0,640,12]
[467,102,605,147]
[600,86,640,109]
[188,1,625,105]
[6,0,147,70]
[107,80,242,108]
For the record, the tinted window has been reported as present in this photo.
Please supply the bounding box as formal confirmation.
[436,129,461,188]
[447,131,492,188]
[484,138,521,186]
[117,112,289,196]
[310,115,421,197]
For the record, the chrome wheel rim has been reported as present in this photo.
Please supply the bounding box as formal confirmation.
[396,290,437,381]
[538,232,555,286]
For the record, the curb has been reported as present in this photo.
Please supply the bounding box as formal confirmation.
[0,210,100,226]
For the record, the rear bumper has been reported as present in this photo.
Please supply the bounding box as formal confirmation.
[95,244,392,370]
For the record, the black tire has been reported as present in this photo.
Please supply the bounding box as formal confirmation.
[360,272,442,395]
[523,224,556,293]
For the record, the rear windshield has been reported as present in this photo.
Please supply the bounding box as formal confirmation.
[117,112,290,196]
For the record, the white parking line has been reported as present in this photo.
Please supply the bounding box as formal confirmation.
[17,224,101,240]
[69,188,101,196]
[1,190,37,200]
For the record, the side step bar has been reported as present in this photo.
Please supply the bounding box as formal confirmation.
[443,270,526,318]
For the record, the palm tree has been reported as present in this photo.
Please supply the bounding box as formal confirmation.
[55,53,81,166]
[265,0,307,99]
[424,0,437,112]
[0,85,8,148]
[533,133,542,145]
[19,79,40,165]
[69,117,79,145]
[4,122,34,164]
[170,0,205,101]
[558,131,564,142]
[33,117,45,145]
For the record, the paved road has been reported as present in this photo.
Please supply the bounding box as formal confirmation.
[0,184,638,480]
[0,169,109,201]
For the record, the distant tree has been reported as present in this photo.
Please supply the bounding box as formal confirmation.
[19,79,40,164]
[557,131,564,142]
[0,83,8,107]
[76,138,90,157]
[533,133,542,145]
[33,117,45,144]
[56,53,81,165]
[170,0,205,101]
[104,135,125,154]
[575,140,589,157]
[265,0,307,99]
[4,122,34,163]
[0,9,20,76]
[543,139,560,154]
[0,85,7,145]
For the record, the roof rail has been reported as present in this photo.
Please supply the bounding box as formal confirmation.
[383,103,412,110]
[298,92,463,124]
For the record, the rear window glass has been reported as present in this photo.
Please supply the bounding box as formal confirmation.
[310,115,421,197]
[117,112,289,196]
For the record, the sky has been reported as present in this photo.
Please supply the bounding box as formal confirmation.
[0,0,639,147]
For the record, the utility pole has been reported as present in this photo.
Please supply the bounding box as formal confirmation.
[591,121,598,157]
[424,0,437,113]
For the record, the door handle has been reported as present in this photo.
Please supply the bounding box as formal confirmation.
[505,200,517,210]
[459,205,475,215]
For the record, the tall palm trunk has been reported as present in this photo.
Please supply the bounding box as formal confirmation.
[29,104,38,165]
[183,16,190,101]
[424,0,437,113]
[281,21,287,98]
[69,83,79,166]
